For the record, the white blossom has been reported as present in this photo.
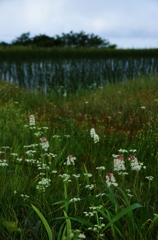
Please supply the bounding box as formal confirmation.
[128,155,145,171]
[78,233,86,238]
[40,136,49,151]
[59,174,71,182]
[69,197,81,203]
[64,155,76,165]
[29,114,36,128]
[85,184,94,190]
[145,176,154,181]
[90,128,99,143]
[105,173,118,187]
[96,166,105,170]
[113,155,126,172]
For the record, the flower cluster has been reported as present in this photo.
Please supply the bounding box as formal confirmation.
[84,205,103,217]
[25,149,37,156]
[85,184,94,190]
[95,193,106,198]
[125,189,133,198]
[85,205,105,236]
[78,233,86,239]
[72,174,80,178]
[40,136,49,151]
[64,155,76,165]
[25,158,37,163]
[88,223,105,233]
[37,163,50,170]
[113,155,128,175]
[84,173,93,178]
[112,149,146,173]
[90,128,99,143]
[96,166,105,170]
[36,178,51,192]
[128,154,145,171]
[29,114,36,129]
[83,211,94,217]
[59,173,71,182]
[21,194,30,200]
[0,159,8,166]
[105,173,118,187]
[69,197,81,203]
[145,176,154,181]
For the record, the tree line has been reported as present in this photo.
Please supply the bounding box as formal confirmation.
[0,31,117,48]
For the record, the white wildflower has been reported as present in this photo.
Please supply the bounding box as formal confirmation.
[0,160,8,166]
[118,149,128,153]
[59,173,71,182]
[113,155,126,172]
[96,166,105,170]
[29,114,36,128]
[36,178,51,192]
[72,174,80,178]
[78,233,86,238]
[85,184,94,190]
[145,176,154,181]
[64,155,76,165]
[90,128,99,143]
[40,136,49,151]
[128,154,144,171]
[105,173,118,187]
[69,197,81,203]
[84,173,93,178]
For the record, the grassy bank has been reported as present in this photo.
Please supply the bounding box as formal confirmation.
[0,77,158,239]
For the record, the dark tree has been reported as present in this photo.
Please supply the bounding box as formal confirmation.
[32,34,54,47]
[12,32,32,46]
[10,31,117,48]
[0,41,9,47]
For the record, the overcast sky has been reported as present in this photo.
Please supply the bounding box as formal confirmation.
[0,0,158,48]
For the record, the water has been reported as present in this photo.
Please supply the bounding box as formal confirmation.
[0,58,157,93]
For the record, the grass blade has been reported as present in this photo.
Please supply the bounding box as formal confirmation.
[31,204,53,240]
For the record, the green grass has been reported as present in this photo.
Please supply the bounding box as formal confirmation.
[0,77,158,239]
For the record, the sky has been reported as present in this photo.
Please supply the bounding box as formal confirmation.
[0,0,158,49]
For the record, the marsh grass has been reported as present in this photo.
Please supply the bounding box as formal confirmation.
[0,48,158,93]
[0,47,158,61]
[0,77,158,239]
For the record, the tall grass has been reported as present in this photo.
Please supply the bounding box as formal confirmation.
[0,47,158,61]
[0,57,158,92]
[0,47,158,92]
[0,77,158,239]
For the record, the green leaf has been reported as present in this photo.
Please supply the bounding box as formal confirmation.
[101,203,142,230]
[57,222,65,240]
[54,216,94,228]
[2,220,18,234]
[31,204,53,240]
[63,211,72,240]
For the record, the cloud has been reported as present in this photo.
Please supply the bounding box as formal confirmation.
[0,0,158,48]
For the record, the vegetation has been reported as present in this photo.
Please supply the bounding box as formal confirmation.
[0,49,157,94]
[0,46,158,62]
[0,76,158,239]
[0,31,116,48]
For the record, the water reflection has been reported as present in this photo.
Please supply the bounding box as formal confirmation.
[0,58,157,93]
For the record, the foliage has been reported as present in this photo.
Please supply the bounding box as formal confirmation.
[1,31,116,48]
[0,46,158,62]
[0,77,158,239]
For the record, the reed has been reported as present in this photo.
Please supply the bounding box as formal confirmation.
[0,47,158,61]
[0,51,158,92]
